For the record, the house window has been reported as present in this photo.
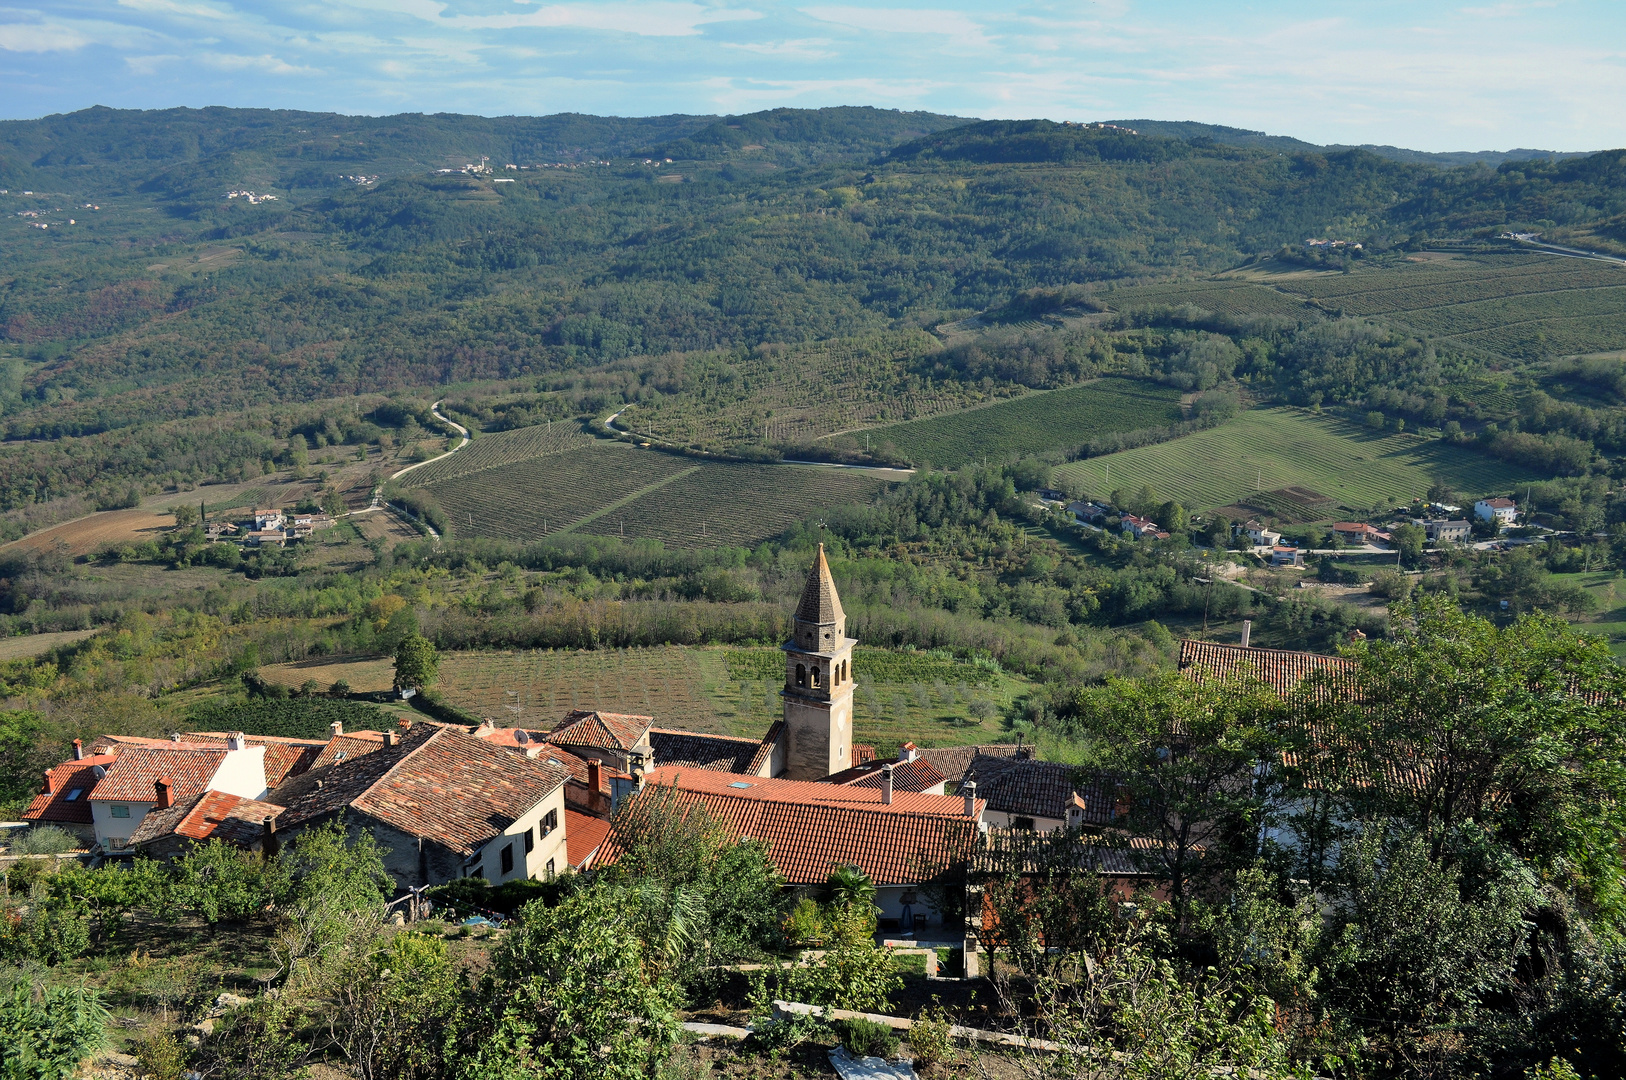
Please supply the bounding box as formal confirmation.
[524,827,534,853]
[795,664,806,687]
[1012,816,1036,831]
[64,789,81,801]
[546,858,555,879]
[501,843,514,875]
[110,804,130,819]
[541,809,558,834]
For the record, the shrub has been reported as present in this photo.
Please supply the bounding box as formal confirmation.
[132,1030,188,1080]
[838,1017,900,1059]
[10,827,76,856]
[0,984,108,1079]
[908,1005,958,1070]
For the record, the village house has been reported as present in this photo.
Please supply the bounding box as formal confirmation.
[1120,513,1161,539]
[612,765,985,931]
[74,735,269,851]
[1474,497,1518,525]
[1271,545,1305,566]
[252,508,286,531]
[1067,501,1110,525]
[961,753,1119,833]
[819,743,948,795]
[1425,519,1472,544]
[1239,519,1282,547]
[1331,522,1379,544]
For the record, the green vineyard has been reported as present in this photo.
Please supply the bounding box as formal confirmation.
[400,423,594,486]
[861,378,1184,467]
[1054,407,1548,512]
[575,462,896,548]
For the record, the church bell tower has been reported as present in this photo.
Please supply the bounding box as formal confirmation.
[782,544,856,780]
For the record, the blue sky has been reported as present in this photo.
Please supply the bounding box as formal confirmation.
[2,1,1622,151]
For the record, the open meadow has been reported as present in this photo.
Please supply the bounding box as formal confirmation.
[856,377,1185,467]
[1054,407,1546,511]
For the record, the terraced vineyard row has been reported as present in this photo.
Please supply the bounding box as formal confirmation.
[576,462,895,548]
[400,423,594,486]
[422,442,694,541]
[862,378,1183,467]
[1054,408,1546,511]
[724,646,1000,686]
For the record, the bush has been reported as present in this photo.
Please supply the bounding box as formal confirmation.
[9,827,76,856]
[0,984,108,1079]
[132,1030,188,1080]
[908,1005,958,1070]
[838,1017,900,1059]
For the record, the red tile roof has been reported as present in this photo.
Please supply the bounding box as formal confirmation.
[546,710,652,753]
[22,754,117,824]
[187,733,323,787]
[916,744,1025,785]
[272,725,570,857]
[649,728,761,772]
[565,809,612,870]
[609,769,983,886]
[820,757,947,793]
[129,790,283,848]
[310,731,389,770]
[89,746,226,804]
[533,744,626,796]
[1178,639,1355,700]
[963,756,1115,824]
[745,720,784,778]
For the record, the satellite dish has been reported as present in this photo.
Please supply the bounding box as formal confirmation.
[514,730,530,745]
[91,765,107,780]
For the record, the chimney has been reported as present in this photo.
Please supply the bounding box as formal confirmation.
[226,731,245,751]
[171,732,182,743]
[330,721,344,738]
[261,816,279,858]
[382,730,397,747]
[1240,619,1252,648]
[42,768,54,795]
[899,742,918,763]
[881,763,894,805]
[72,739,83,761]
[588,759,602,795]
[963,780,978,819]
[154,777,173,809]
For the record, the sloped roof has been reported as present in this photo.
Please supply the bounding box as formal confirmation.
[610,767,983,885]
[795,543,844,625]
[271,725,569,857]
[23,754,118,824]
[745,720,785,778]
[533,744,626,796]
[565,809,612,870]
[129,790,283,848]
[1178,639,1355,700]
[650,728,761,773]
[820,757,947,793]
[187,733,323,788]
[89,746,226,804]
[546,710,652,753]
[310,731,390,771]
[916,744,1025,785]
[964,756,1116,825]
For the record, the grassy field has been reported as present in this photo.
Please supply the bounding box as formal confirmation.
[1054,407,1548,511]
[859,378,1184,467]
[1550,570,1626,656]
[1104,278,1317,319]
[612,330,1017,447]
[416,438,896,548]
[264,645,1029,754]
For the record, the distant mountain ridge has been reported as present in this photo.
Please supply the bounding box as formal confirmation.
[1106,119,1592,168]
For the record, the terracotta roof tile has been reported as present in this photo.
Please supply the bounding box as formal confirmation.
[745,720,785,777]
[546,710,652,753]
[650,728,760,772]
[796,544,845,625]
[129,790,282,848]
[1178,639,1355,700]
[820,757,947,793]
[310,731,389,770]
[916,744,1025,785]
[89,746,226,804]
[22,754,117,824]
[964,756,1116,825]
[609,769,981,885]
[187,733,323,787]
[565,809,612,870]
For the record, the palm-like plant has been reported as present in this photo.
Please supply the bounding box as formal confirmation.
[825,864,877,913]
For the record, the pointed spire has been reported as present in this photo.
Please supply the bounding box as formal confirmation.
[795,543,844,625]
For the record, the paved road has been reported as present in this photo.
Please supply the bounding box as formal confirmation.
[390,401,471,481]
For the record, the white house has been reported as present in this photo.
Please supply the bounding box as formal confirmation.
[87,736,268,850]
[1474,498,1517,525]
[1240,519,1282,547]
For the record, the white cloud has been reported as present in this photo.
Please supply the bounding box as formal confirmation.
[800,5,988,46]
[0,21,90,51]
[721,36,835,59]
[125,52,180,73]
[415,1,764,36]
[199,51,318,74]
[116,0,235,21]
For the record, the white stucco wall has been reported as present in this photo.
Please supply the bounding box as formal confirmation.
[92,798,155,848]
[471,782,569,884]
[210,746,269,799]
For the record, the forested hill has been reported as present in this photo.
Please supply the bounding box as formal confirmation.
[0,105,1623,516]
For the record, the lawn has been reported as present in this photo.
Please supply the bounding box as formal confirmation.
[1548,570,1626,655]
[1053,407,1548,512]
[860,378,1184,468]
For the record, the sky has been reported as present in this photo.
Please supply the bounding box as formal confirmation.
[1,0,1623,151]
